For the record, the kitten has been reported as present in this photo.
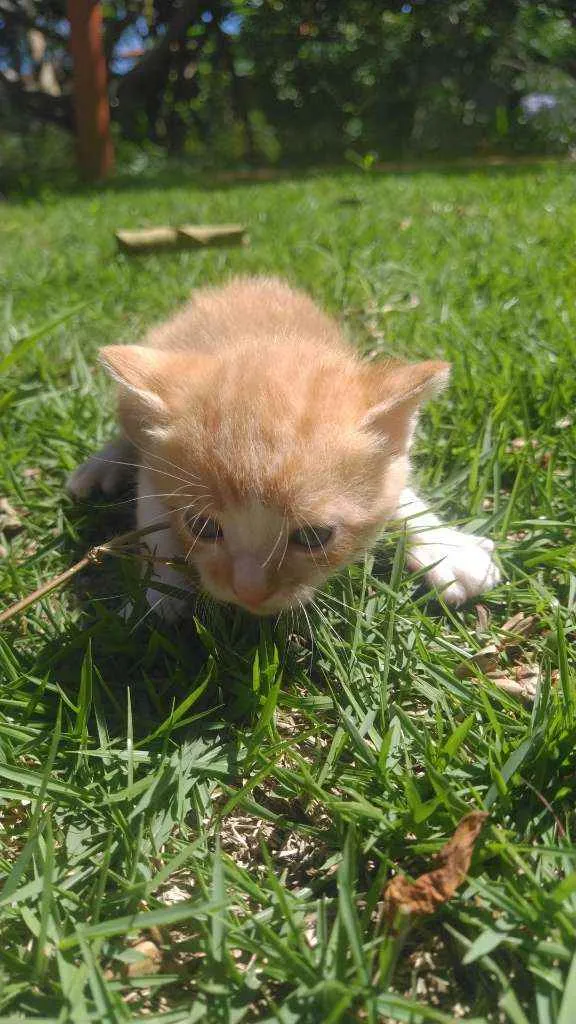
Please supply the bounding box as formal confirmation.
[68,276,500,618]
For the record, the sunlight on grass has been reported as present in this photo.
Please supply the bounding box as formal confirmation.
[0,164,575,1022]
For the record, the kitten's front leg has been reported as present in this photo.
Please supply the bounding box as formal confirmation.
[67,435,136,499]
[136,470,193,622]
[397,487,501,606]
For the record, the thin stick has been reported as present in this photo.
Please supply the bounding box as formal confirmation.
[0,522,172,628]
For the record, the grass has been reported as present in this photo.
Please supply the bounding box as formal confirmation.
[0,162,575,1023]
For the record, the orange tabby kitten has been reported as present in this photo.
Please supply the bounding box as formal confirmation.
[68,276,500,618]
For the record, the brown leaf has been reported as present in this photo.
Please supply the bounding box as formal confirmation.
[487,663,542,701]
[380,294,420,314]
[125,939,162,978]
[475,604,490,633]
[455,644,500,678]
[500,612,539,641]
[383,812,488,920]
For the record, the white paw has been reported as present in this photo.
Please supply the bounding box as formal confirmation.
[408,530,501,606]
[67,455,130,500]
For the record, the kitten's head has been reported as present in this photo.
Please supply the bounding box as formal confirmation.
[100,342,449,614]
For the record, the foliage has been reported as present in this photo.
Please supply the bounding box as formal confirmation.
[2,0,576,170]
[0,123,76,193]
[1,164,576,1020]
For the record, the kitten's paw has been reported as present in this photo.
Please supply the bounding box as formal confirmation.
[67,455,129,500]
[67,439,135,500]
[408,530,501,606]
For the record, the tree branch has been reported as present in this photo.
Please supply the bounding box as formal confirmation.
[115,0,201,99]
[103,11,133,63]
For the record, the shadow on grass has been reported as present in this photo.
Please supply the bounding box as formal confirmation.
[8,470,453,751]
[7,154,574,202]
[12,482,311,748]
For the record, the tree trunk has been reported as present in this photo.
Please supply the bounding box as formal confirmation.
[67,0,114,180]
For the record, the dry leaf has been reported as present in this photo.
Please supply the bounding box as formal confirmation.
[487,663,542,701]
[507,437,539,453]
[160,883,193,905]
[455,644,500,678]
[125,939,162,978]
[0,497,24,536]
[501,612,539,639]
[381,294,420,314]
[383,812,488,920]
[475,604,490,633]
[457,613,543,694]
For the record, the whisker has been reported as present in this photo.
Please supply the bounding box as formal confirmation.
[293,514,324,570]
[91,592,136,604]
[317,588,361,617]
[311,599,346,651]
[197,589,217,625]
[183,505,214,561]
[276,522,291,572]
[129,591,167,633]
[103,486,197,509]
[193,588,208,621]
[298,599,315,668]
[138,498,209,540]
[300,515,330,565]
[261,516,287,569]
[118,427,203,486]
[134,438,202,484]
[92,455,201,491]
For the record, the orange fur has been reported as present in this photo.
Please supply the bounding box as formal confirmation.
[99,276,450,614]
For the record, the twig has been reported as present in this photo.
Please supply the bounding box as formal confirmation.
[0,522,173,628]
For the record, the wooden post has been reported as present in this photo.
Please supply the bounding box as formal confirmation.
[67,0,114,181]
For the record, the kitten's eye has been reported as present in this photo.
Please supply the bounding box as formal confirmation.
[186,515,223,540]
[290,525,333,550]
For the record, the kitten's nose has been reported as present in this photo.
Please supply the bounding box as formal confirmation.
[232,554,269,608]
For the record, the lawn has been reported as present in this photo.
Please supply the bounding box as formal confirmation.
[1,163,575,1023]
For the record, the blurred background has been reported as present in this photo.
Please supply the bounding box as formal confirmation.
[1,0,576,190]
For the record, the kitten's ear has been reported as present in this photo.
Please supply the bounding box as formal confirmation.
[99,345,200,416]
[361,360,451,450]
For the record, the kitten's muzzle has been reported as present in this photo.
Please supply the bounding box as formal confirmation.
[231,553,270,610]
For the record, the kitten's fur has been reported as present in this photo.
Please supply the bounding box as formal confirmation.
[68,276,500,617]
